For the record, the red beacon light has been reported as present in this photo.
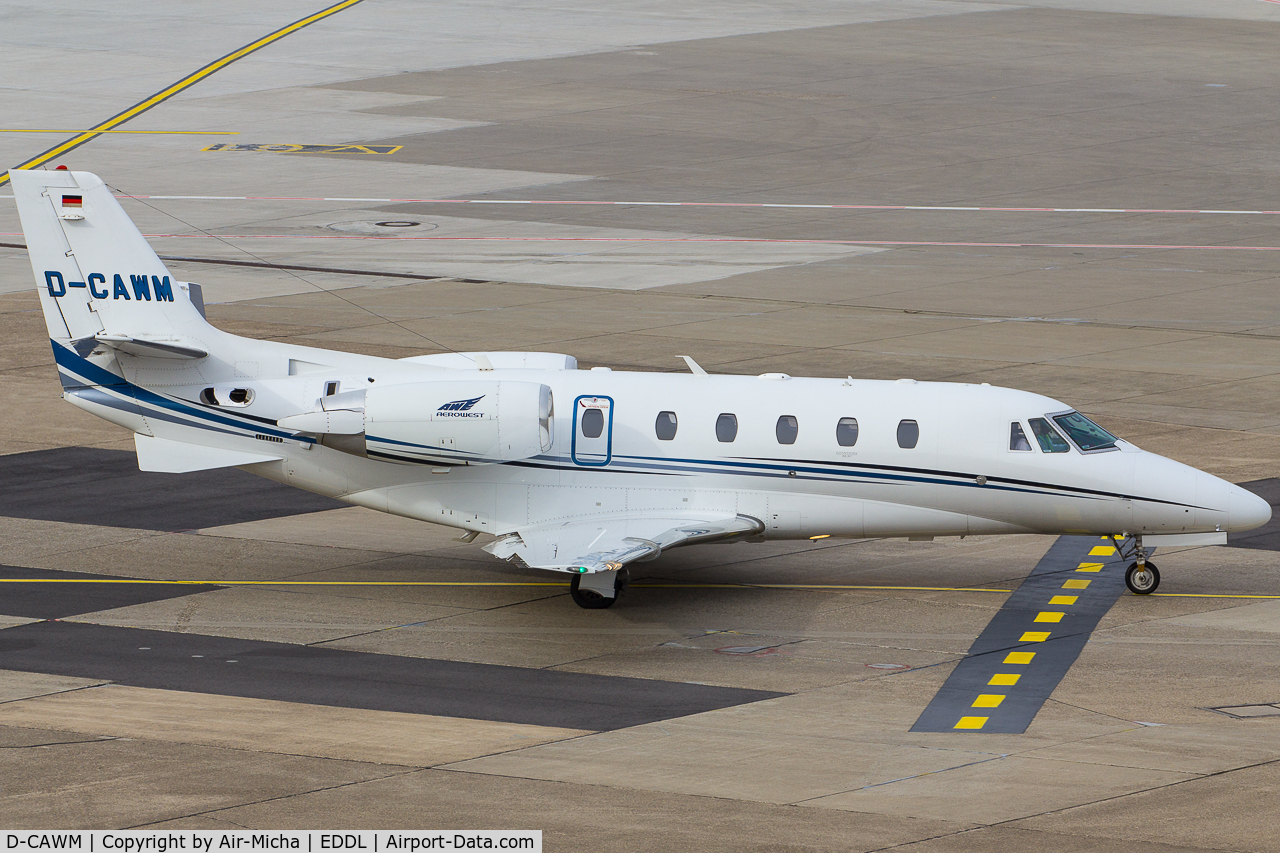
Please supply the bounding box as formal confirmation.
[54,165,69,170]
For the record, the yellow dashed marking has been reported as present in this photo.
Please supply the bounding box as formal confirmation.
[1076,563,1104,573]
[1034,612,1065,623]
[972,694,1006,708]
[1004,651,1036,664]
[1019,631,1051,642]
[1049,595,1078,605]
[1089,546,1116,556]
[989,674,1021,686]
[1063,579,1091,589]
[954,716,988,730]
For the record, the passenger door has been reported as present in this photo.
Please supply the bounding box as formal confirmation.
[572,395,613,466]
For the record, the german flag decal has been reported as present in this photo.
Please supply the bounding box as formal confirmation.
[61,194,83,208]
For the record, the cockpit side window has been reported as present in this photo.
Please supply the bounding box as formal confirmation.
[1009,421,1032,451]
[1029,418,1071,453]
[1053,411,1118,451]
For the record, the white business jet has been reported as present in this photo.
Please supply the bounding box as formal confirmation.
[11,170,1271,607]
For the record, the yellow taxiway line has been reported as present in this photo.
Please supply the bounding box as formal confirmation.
[0,0,366,186]
[0,130,238,135]
[1152,593,1280,599]
[0,579,1008,592]
[4,580,1277,597]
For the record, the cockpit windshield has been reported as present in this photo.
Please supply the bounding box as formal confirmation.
[1052,411,1118,451]
[1028,418,1071,453]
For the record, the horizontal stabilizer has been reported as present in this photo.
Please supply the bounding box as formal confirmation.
[96,334,207,359]
[134,434,283,473]
[485,514,764,573]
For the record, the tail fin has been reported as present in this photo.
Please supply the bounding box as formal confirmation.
[11,169,210,356]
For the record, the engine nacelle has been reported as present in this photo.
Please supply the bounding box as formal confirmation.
[280,381,553,466]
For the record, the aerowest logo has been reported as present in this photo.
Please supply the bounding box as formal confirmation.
[44,271,174,302]
[436,395,486,418]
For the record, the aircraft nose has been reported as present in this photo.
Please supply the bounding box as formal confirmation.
[1229,484,1272,532]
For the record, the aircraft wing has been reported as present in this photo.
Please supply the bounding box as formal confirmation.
[484,514,764,573]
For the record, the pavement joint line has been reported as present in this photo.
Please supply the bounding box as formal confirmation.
[0,0,367,186]
[16,195,1280,216]
[6,236,1280,341]
[20,233,1274,252]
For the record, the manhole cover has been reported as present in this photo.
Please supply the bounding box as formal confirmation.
[327,220,438,235]
[866,663,910,671]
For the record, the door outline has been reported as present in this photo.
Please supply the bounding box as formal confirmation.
[571,394,614,467]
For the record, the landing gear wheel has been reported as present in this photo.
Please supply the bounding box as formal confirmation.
[1125,562,1160,595]
[570,570,627,609]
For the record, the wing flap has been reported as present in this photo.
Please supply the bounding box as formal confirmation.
[484,514,764,573]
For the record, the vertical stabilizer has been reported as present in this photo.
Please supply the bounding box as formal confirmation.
[10,169,210,349]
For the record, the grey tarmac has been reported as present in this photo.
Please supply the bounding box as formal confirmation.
[3,1,1280,850]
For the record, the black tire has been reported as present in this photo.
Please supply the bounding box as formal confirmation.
[1125,562,1160,595]
[570,572,621,609]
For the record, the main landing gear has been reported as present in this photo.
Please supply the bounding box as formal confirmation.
[1113,534,1160,595]
[570,568,629,609]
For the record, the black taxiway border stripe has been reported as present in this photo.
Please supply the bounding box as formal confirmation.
[1229,478,1280,551]
[0,447,343,531]
[0,621,783,731]
[911,535,1130,734]
[0,567,218,620]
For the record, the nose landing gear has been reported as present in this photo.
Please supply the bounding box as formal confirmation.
[1112,534,1160,595]
[1125,562,1160,594]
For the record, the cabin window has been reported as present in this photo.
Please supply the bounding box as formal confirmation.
[776,415,798,445]
[716,413,738,443]
[325,381,340,397]
[1029,418,1071,453]
[581,408,605,438]
[655,411,678,441]
[897,419,919,449]
[1053,412,1118,451]
[836,417,859,447]
[1010,422,1032,451]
